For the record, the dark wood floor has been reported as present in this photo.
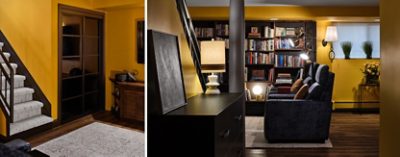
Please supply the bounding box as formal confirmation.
[26,111,144,147]
[246,112,379,157]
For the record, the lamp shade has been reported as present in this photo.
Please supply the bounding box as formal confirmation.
[200,40,226,73]
[325,26,338,42]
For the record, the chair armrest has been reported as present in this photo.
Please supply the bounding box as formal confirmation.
[4,139,31,152]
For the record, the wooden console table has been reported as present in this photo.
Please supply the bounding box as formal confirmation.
[114,81,144,121]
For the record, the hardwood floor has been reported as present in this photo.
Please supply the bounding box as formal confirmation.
[246,112,379,157]
[26,111,144,147]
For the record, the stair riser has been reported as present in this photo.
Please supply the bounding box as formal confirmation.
[0,64,17,75]
[0,54,10,63]
[13,107,42,122]
[5,93,33,104]
[10,115,53,136]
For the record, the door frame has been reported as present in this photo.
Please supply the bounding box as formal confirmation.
[58,4,105,123]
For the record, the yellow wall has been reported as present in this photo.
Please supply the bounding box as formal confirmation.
[188,6,380,109]
[104,7,144,110]
[332,59,380,109]
[0,0,143,136]
[380,0,400,156]
[0,0,55,136]
[148,0,203,98]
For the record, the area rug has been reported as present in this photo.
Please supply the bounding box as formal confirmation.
[34,122,144,157]
[246,116,333,148]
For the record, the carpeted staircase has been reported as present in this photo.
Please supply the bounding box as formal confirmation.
[0,42,53,136]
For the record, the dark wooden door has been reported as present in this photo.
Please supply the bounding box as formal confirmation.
[59,5,105,123]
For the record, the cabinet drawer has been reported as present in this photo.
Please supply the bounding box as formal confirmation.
[215,98,244,156]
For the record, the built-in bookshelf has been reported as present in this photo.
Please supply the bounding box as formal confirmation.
[193,20,316,96]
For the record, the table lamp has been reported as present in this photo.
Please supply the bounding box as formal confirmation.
[322,26,338,60]
[200,40,225,94]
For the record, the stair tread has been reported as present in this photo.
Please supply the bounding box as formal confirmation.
[10,115,53,135]
[3,87,34,94]
[1,75,25,80]
[13,101,43,109]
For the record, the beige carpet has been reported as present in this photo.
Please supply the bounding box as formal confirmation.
[246,116,333,148]
[34,122,144,157]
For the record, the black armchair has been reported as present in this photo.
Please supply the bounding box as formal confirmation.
[268,62,319,100]
[264,64,334,143]
[0,139,31,157]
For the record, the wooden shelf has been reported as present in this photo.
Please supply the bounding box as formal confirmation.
[275,66,303,69]
[245,64,274,67]
[275,35,299,38]
[246,37,274,40]
[275,49,304,51]
[245,50,274,53]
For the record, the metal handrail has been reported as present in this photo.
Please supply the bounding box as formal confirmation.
[0,44,14,122]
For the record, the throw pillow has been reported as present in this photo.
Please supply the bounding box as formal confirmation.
[306,82,321,100]
[290,78,303,93]
[294,84,309,100]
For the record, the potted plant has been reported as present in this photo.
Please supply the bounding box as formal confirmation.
[362,41,373,59]
[341,41,352,59]
[361,62,380,85]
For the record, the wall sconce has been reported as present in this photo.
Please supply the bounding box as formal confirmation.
[322,26,338,60]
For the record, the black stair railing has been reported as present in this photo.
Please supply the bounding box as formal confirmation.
[0,43,14,123]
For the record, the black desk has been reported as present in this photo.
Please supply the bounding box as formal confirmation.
[149,93,245,157]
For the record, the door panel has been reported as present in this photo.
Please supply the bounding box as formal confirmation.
[59,6,104,123]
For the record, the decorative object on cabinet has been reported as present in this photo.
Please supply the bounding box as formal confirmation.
[200,40,226,94]
[148,30,187,115]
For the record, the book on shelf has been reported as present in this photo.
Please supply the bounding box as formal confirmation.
[246,39,274,51]
[275,38,305,49]
[194,27,214,38]
[215,24,229,36]
[275,73,293,85]
[251,69,266,81]
[244,67,248,82]
[245,52,275,65]
[286,28,296,36]
[268,68,275,82]
[264,26,275,38]
[274,54,305,67]
[275,27,305,37]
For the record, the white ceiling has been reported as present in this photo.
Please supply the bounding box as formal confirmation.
[186,0,379,7]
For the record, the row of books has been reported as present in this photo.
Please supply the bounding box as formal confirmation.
[275,73,293,85]
[275,55,305,67]
[275,38,305,50]
[245,39,274,51]
[275,27,304,37]
[215,24,229,36]
[245,52,275,65]
[244,68,275,82]
[194,27,214,38]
